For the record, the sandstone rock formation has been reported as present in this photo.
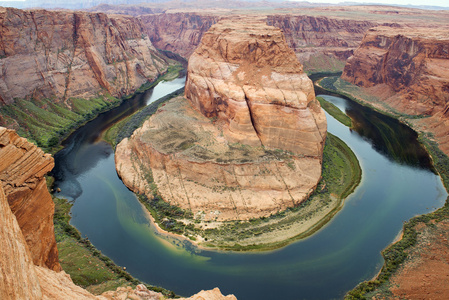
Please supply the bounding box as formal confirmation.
[266,15,377,64]
[341,26,449,154]
[0,7,169,105]
[141,12,383,73]
[116,19,326,221]
[185,19,326,155]
[0,127,60,271]
[141,13,220,58]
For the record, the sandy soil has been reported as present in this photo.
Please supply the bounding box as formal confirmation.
[372,220,449,300]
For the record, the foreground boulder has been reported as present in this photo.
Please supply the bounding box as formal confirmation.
[116,18,326,221]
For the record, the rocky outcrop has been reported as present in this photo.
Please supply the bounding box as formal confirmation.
[141,12,377,72]
[0,7,169,105]
[141,13,219,58]
[0,127,60,271]
[116,19,326,221]
[341,26,449,154]
[342,26,449,115]
[0,183,42,300]
[185,18,326,156]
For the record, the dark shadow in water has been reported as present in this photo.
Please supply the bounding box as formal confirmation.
[314,84,434,171]
[52,88,153,199]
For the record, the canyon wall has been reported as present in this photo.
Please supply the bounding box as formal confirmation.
[141,13,220,58]
[0,127,60,271]
[341,26,449,154]
[266,15,377,62]
[0,7,170,105]
[116,19,326,221]
[141,12,376,71]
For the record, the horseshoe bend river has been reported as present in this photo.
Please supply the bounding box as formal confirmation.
[52,77,447,300]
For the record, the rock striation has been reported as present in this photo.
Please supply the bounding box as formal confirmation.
[142,12,378,72]
[0,7,169,105]
[341,26,449,154]
[0,127,60,271]
[185,18,326,156]
[141,13,220,58]
[266,15,377,62]
[116,19,326,221]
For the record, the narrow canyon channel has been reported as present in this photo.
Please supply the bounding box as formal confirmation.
[52,77,447,300]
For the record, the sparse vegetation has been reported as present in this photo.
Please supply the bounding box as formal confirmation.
[317,96,352,127]
[0,63,183,153]
[132,132,361,251]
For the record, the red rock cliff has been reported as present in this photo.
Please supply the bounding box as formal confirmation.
[141,13,219,58]
[142,12,377,72]
[185,18,327,156]
[266,15,376,60]
[341,26,449,154]
[0,127,60,271]
[0,7,170,105]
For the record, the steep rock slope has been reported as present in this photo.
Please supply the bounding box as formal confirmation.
[0,127,60,271]
[116,19,326,221]
[141,13,219,58]
[0,7,169,104]
[341,26,449,153]
[185,18,326,155]
[266,15,376,62]
[141,12,377,72]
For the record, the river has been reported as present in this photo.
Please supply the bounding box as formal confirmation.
[52,77,447,300]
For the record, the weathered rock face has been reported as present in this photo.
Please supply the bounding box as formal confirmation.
[141,13,220,58]
[0,183,42,300]
[341,26,449,154]
[0,7,169,105]
[116,97,323,221]
[142,12,377,72]
[116,19,326,221]
[266,15,377,60]
[342,26,449,116]
[185,19,326,156]
[0,127,60,271]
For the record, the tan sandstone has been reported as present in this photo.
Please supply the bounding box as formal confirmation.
[116,18,326,221]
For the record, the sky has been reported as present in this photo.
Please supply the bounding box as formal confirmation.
[300,0,448,7]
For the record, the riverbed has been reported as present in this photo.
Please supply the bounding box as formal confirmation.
[52,77,447,299]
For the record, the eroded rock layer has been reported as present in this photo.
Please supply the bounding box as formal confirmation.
[116,19,326,221]
[116,97,323,221]
[0,7,169,105]
[141,13,220,59]
[341,26,449,154]
[0,127,60,271]
[142,12,376,71]
[185,18,327,156]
